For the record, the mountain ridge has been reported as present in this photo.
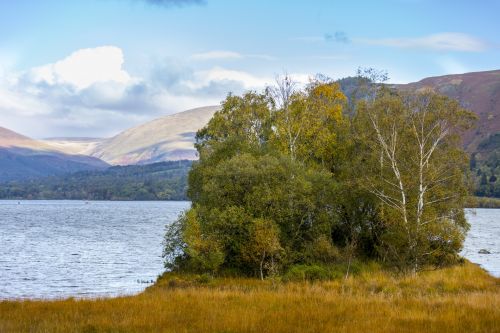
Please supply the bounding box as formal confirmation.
[89,106,220,165]
[0,127,109,182]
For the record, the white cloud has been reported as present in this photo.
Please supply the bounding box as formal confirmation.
[189,67,273,90]
[190,50,275,61]
[190,51,243,60]
[0,87,51,116]
[27,46,132,90]
[0,46,303,138]
[358,33,488,52]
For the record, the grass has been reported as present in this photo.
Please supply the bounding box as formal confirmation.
[465,196,500,208]
[0,262,499,333]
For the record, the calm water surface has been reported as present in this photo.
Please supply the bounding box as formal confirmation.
[0,202,498,299]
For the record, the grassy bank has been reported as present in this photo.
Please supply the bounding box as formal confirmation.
[465,196,500,208]
[0,262,498,333]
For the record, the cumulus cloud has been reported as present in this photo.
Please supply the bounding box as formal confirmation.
[358,33,488,52]
[26,46,131,90]
[0,46,295,138]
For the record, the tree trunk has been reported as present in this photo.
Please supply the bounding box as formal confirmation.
[259,251,266,280]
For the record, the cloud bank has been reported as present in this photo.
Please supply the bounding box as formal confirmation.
[0,46,290,138]
[190,50,274,61]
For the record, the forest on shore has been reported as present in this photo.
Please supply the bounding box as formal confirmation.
[0,161,191,201]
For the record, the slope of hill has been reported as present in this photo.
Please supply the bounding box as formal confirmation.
[41,137,104,155]
[396,69,500,151]
[90,106,219,165]
[0,127,109,182]
[0,126,56,151]
[0,160,191,200]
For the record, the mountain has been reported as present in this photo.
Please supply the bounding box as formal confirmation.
[396,69,500,152]
[89,106,219,165]
[0,126,56,151]
[0,127,109,182]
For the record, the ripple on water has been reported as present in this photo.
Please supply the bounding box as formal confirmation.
[461,209,500,277]
[0,200,189,299]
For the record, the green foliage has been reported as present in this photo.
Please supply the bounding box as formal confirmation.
[353,89,475,272]
[0,161,191,200]
[164,74,474,278]
[283,264,332,282]
[470,137,500,198]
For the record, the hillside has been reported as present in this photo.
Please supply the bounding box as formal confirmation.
[89,106,220,165]
[0,160,191,200]
[0,127,109,182]
[41,137,103,155]
[396,70,500,151]
[0,126,57,151]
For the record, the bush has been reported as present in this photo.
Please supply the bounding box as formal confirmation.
[283,264,331,282]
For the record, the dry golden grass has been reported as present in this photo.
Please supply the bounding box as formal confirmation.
[1,262,499,333]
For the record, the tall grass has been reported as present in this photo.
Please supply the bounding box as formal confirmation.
[1,262,498,333]
[465,196,500,208]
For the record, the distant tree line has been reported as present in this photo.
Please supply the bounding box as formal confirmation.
[164,71,476,278]
[470,134,500,198]
[0,161,191,201]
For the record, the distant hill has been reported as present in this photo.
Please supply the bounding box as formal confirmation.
[89,106,220,165]
[0,160,192,201]
[41,137,103,155]
[0,127,109,182]
[395,70,500,152]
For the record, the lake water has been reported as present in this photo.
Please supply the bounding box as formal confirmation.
[0,202,498,299]
[0,200,189,299]
[462,209,500,277]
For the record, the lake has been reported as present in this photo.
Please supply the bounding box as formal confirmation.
[0,201,498,299]
[0,200,189,299]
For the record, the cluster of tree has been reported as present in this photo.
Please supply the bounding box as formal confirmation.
[164,72,476,278]
[0,161,191,201]
[470,135,500,197]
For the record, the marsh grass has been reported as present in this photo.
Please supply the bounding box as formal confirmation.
[1,262,498,333]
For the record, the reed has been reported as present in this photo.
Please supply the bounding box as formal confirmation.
[1,262,498,333]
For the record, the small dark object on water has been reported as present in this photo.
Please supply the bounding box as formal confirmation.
[478,249,491,254]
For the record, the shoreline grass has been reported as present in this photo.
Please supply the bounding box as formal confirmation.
[465,196,500,208]
[0,262,499,333]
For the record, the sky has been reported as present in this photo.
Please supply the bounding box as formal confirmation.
[0,0,499,138]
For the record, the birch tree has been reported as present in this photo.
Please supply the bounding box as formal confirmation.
[356,89,476,273]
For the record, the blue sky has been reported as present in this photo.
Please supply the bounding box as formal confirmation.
[0,0,499,138]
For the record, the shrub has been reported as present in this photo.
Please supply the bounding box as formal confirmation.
[283,264,331,282]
